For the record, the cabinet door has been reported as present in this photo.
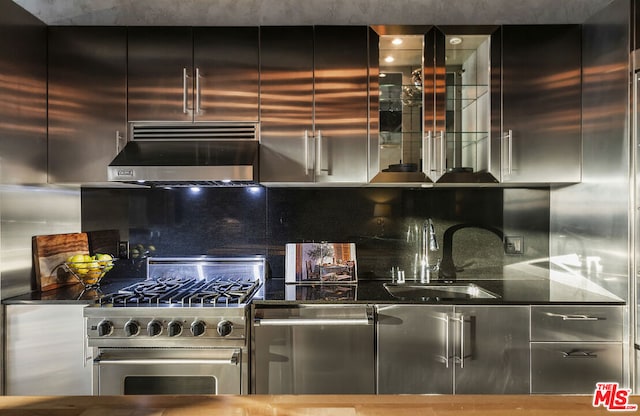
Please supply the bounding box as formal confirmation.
[501,25,581,183]
[314,26,369,183]
[454,306,530,394]
[0,3,46,184]
[377,305,453,394]
[259,26,315,182]
[193,27,259,122]
[48,27,126,182]
[127,27,193,122]
[5,305,92,395]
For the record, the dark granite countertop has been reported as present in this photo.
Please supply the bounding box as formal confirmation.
[258,277,625,305]
[3,276,625,306]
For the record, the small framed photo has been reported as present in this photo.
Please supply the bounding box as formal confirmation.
[285,242,357,284]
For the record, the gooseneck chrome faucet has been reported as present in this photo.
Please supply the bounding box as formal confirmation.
[439,223,504,281]
[419,219,440,283]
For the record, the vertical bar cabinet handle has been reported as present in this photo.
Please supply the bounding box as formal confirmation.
[444,314,450,368]
[459,315,464,369]
[182,68,189,114]
[316,130,323,175]
[423,131,432,175]
[304,130,310,174]
[195,67,201,115]
[440,131,446,175]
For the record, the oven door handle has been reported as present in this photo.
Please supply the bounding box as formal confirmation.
[95,352,239,366]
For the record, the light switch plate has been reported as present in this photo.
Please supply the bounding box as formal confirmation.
[118,240,129,259]
[504,236,524,254]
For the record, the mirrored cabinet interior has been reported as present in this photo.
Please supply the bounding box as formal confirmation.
[377,34,425,180]
[443,33,491,178]
[370,26,500,185]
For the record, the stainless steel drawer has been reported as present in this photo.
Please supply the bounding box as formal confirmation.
[531,342,623,393]
[531,306,623,341]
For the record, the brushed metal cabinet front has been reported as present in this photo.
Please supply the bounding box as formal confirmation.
[501,25,582,183]
[260,26,369,184]
[127,27,193,122]
[48,27,127,183]
[0,1,47,184]
[454,306,530,394]
[193,27,259,122]
[531,342,623,393]
[313,26,369,184]
[377,305,453,394]
[259,26,315,182]
[531,306,623,342]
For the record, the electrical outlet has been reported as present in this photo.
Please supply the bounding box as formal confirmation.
[118,240,129,259]
[504,236,524,255]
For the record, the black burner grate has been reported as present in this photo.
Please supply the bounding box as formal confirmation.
[101,276,260,307]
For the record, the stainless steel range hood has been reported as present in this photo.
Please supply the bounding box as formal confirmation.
[108,122,259,186]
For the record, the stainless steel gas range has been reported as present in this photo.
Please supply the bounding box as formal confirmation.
[84,256,265,395]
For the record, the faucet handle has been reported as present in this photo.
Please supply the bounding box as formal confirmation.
[428,220,439,251]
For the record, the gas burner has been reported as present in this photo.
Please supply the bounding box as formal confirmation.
[101,276,260,307]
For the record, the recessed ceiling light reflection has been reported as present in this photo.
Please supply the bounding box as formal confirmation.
[379,73,387,78]
[449,37,463,45]
[247,186,261,194]
[384,56,395,63]
[189,186,201,193]
[391,38,403,45]
[222,179,231,183]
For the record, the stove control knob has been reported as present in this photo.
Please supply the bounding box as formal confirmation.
[168,320,183,337]
[147,320,163,337]
[190,320,206,337]
[216,320,234,337]
[124,320,140,337]
[97,320,113,337]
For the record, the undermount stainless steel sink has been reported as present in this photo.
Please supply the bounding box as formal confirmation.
[383,282,500,300]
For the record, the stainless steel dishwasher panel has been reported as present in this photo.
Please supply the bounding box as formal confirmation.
[252,304,375,394]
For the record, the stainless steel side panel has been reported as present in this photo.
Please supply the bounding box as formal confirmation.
[5,305,92,395]
[193,27,259,122]
[314,26,369,183]
[259,26,315,182]
[377,304,453,394]
[0,0,47,184]
[48,27,127,183]
[531,342,623,393]
[127,27,193,122]
[531,306,623,342]
[252,305,375,394]
[454,306,530,394]
[501,25,582,183]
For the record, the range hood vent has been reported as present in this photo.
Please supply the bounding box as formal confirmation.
[131,123,257,141]
[108,122,259,186]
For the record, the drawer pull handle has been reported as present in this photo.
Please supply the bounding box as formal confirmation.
[562,351,598,358]
[546,312,600,321]
[561,314,599,321]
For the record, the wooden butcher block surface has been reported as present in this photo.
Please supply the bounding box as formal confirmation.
[32,232,89,291]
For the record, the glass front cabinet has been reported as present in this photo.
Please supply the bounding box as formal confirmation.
[369,26,501,185]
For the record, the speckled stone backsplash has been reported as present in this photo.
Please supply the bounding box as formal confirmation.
[82,187,549,280]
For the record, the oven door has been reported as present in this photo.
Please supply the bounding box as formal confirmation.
[93,348,242,395]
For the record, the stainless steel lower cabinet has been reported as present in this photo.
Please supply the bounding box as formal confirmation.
[531,342,623,393]
[251,304,375,394]
[377,305,530,394]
